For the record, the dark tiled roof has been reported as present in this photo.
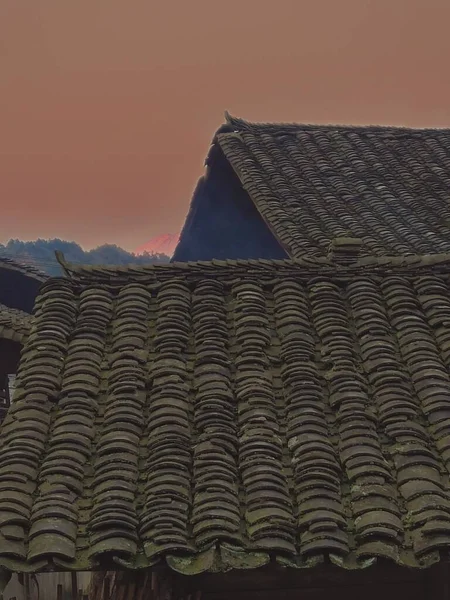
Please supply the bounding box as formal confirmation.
[0,257,47,281]
[3,259,450,573]
[216,115,450,258]
[0,304,32,344]
[58,251,450,283]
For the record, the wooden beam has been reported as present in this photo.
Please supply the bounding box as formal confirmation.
[23,574,31,600]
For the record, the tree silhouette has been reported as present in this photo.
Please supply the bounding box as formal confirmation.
[0,239,170,276]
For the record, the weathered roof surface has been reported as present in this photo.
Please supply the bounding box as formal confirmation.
[0,257,46,279]
[3,257,450,573]
[0,303,32,344]
[215,114,450,259]
[58,251,450,282]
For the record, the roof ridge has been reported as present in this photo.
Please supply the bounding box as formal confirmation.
[224,112,450,134]
[0,255,47,280]
[54,252,450,285]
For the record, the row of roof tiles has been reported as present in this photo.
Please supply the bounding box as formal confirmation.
[1,264,450,572]
[214,115,450,259]
[4,116,450,577]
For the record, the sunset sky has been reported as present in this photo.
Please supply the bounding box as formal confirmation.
[2,0,450,251]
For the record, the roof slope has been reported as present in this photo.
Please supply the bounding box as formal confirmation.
[3,257,450,573]
[0,257,46,280]
[215,115,450,259]
[0,304,32,344]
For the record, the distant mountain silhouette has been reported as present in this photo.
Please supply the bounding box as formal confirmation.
[134,233,179,257]
[0,238,170,277]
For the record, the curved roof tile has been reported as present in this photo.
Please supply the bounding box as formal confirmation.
[2,260,450,572]
[214,115,450,259]
[0,303,32,345]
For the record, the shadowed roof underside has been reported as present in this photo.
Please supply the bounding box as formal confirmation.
[2,257,450,572]
[214,114,450,258]
[0,257,46,313]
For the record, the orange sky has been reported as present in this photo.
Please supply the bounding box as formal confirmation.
[2,0,450,251]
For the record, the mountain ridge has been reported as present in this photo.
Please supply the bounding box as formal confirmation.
[0,238,170,277]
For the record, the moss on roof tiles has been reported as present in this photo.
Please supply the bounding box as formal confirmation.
[2,259,450,573]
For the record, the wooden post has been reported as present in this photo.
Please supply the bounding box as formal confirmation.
[23,574,31,600]
[136,572,148,600]
[102,575,110,600]
[71,572,78,600]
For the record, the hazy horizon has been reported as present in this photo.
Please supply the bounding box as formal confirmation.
[2,0,450,251]
[0,232,179,253]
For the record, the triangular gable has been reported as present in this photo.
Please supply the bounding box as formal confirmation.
[175,114,450,261]
[173,135,288,262]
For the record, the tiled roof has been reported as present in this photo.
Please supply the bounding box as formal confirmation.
[0,304,32,344]
[216,114,450,258]
[0,256,46,314]
[57,251,450,283]
[0,257,47,281]
[3,258,450,573]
